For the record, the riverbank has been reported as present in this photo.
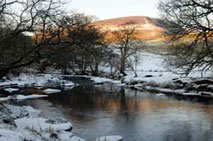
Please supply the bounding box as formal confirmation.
[0,74,85,141]
[1,72,213,101]
[0,103,85,141]
[124,73,213,100]
[3,73,212,141]
[0,73,125,141]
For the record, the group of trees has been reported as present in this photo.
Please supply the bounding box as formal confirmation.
[3,0,208,78]
[159,0,213,75]
[48,17,141,77]
[0,0,69,78]
[0,0,141,78]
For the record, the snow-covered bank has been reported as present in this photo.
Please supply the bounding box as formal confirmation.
[74,50,213,100]
[0,103,124,141]
[0,104,85,141]
[89,76,122,85]
[0,74,87,140]
[0,73,75,89]
[125,74,213,99]
[0,94,48,102]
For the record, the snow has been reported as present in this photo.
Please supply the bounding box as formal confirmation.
[90,76,122,84]
[90,77,113,84]
[0,104,29,119]
[3,88,19,93]
[61,80,75,87]
[43,88,62,94]
[15,94,48,100]
[0,104,85,141]
[0,97,9,102]
[96,135,123,141]
[0,128,85,141]
[0,94,48,102]
[0,129,27,141]
[123,51,213,87]
[15,117,72,132]
[0,73,75,88]
[23,106,41,118]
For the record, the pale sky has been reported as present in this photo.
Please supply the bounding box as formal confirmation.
[70,0,160,20]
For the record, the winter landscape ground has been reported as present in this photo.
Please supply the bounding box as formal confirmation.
[1,49,213,140]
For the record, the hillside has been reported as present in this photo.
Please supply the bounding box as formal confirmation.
[92,16,166,42]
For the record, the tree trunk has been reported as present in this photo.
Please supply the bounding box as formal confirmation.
[120,55,126,76]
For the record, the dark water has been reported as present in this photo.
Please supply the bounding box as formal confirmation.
[18,82,213,141]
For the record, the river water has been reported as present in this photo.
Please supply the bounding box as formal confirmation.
[18,81,213,141]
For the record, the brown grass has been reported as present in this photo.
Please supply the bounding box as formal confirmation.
[92,16,166,43]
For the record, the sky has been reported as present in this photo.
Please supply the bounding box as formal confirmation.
[70,0,160,20]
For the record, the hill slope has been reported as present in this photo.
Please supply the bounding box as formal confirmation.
[92,16,166,41]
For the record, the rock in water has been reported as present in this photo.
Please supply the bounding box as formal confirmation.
[96,135,123,141]
[15,117,72,132]
[3,88,19,93]
[43,88,61,94]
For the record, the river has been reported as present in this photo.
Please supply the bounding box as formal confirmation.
[17,79,213,141]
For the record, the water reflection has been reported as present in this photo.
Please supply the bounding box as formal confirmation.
[20,83,213,141]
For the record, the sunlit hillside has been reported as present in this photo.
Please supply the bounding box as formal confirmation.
[92,16,167,42]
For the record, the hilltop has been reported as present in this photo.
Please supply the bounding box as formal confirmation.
[92,16,167,42]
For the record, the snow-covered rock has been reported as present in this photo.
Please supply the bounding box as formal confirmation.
[0,73,75,88]
[15,94,48,100]
[0,97,9,102]
[0,104,29,119]
[0,104,85,141]
[96,135,123,141]
[3,88,19,93]
[15,117,72,132]
[0,94,48,102]
[90,77,112,84]
[23,106,41,118]
[0,129,28,141]
[57,131,85,141]
[90,76,122,85]
[43,88,62,94]
[61,80,75,87]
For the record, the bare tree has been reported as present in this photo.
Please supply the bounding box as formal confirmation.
[0,0,73,78]
[49,15,108,76]
[112,22,141,76]
[159,0,213,75]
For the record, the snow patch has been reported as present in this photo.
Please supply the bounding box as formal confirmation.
[0,94,48,102]
[4,88,19,93]
[43,88,62,94]
[0,73,75,89]
[0,129,26,141]
[96,135,123,141]
[15,117,72,132]
[90,76,122,84]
